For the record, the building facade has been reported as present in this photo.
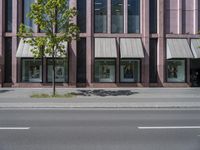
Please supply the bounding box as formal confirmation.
[0,0,200,88]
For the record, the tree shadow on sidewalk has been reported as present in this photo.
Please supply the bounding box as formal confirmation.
[75,90,138,97]
[0,90,14,94]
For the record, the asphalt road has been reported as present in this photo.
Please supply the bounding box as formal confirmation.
[0,109,200,150]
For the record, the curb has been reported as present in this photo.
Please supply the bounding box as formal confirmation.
[1,102,200,108]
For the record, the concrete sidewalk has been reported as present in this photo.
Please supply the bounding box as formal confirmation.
[0,88,200,108]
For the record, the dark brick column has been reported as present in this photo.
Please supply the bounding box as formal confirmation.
[0,0,5,87]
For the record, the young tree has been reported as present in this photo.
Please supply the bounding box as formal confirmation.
[18,0,79,96]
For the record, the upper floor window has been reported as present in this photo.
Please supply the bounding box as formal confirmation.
[23,0,36,31]
[77,0,86,33]
[128,0,140,33]
[94,0,107,33]
[5,0,12,32]
[111,0,124,33]
[150,0,157,33]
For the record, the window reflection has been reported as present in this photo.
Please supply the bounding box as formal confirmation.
[23,0,36,31]
[22,59,42,82]
[95,59,116,82]
[120,60,140,82]
[95,0,107,33]
[47,59,68,82]
[167,60,186,82]
[77,0,86,33]
[111,0,124,33]
[128,0,140,33]
[5,0,12,32]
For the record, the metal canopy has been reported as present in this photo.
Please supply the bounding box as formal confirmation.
[167,39,194,59]
[191,39,200,58]
[120,38,144,58]
[16,38,68,58]
[95,38,117,58]
[16,38,35,58]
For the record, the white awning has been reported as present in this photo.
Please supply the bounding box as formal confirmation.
[191,39,200,58]
[16,39,68,58]
[16,38,35,58]
[120,38,144,58]
[95,38,117,58]
[167,39,194,59]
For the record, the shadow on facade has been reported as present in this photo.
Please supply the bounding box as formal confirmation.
[74,90,139,97]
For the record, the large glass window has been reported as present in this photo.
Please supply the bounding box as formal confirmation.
[22,59,42,82]
[111,0,124,33]
[167,60,186,82]
[120,59,140,82]
[128,0,140,33]
[95,59,116,82]
[5,0,12,32]
[23,0,35,31]
[94,0,107,33]
[47,59,68,82]
[77,0,86,33]
[150,0,157,33]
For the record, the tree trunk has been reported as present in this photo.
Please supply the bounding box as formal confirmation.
[52,51,56,96]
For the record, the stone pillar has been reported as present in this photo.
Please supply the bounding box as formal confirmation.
[0,0,5,87]
[11,0,18,84]
[178,0,182,34]
[141,0,150,87]
[68,0,77,87]
[194,0,198,34]
[86,0,93,86]
[157,0,165,86]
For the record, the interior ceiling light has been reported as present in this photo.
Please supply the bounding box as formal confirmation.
[95,2,102,5]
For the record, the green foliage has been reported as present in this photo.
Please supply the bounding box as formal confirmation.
[18,0,80,58]
[18,0,80,96]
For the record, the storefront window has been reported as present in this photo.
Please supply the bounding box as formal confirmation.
[95,59,116,82]
[111,0,124,33]
[167,60,186,82]
[94,0,107,33]
[22,59,42,82]
[120,59,140,82]
[47,59,68,82]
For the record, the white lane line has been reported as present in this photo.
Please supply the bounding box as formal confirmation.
[138,126,200,129]
[0,127,30,130]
